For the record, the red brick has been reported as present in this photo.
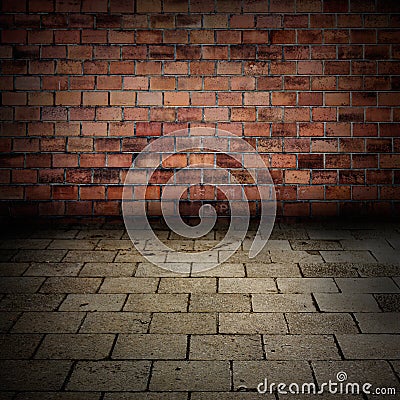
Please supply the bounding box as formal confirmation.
[83,92,108,106]
[82,122,108,137]
[110,92,136,106]
[150,77,176,91]
[272,92,296,106]
[53,185,78,200]
[191,93,216,106]
[204,77,229,91]
[136,122,162,137]
[164,92,189,106]
[285,170,310,184]
[243,31,269,44]
[202,46,229,59]
[272,154,296,168]
[177,108,202,122]
[178,77,202,91]
[68,138,93,152]
[215,31,240,46]
[82,30,107,44]
[231,107,256,122]
[70,76,95,90]
[231,77,256,91]
[270,61,296,75]
[151,108,176,122]
[230,15,255,28]
[258,77,283,90]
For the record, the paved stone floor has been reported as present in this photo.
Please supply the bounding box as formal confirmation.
[0,219,399,399]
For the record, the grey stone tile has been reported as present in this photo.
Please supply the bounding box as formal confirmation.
[40,277,102,293]
[0,239,51,250]
[252,293,316,313]
[0,360,71,390]
[0,334,42,359]
[314,293,381,312]
[149,361,230,391]
[67,361,150,391]
[271,228,309,240]
[290,240,342,251]
[371,249,400,264]
[135,262,189,277]
[63,250,117,263]
[357,264,400,277]
[286,313,358,334]
[12,312,85,333]
[104,394,187,400]
[191,263,246,277]
[114,250,146,263]
[59,294,126,311]
[158,278,217,293]
[0,312,20,332]
[233,360,314,390]
[340,239,393,251]
[312,360,399,394]
[219,313,287,334]
[12,250,66,263]
[48,240,98,250]
[246,263,301,277]
[124,294,189,313]
[0,263,29,276]
[355,313,400,333]
[150,313,217,334]
[100,278,159,293]
[336,334,400,359]
[0,277,45,293]
[219,278,276,293]
[263,335,340,360]
[190,293,251,312]
[320,250,376,263]
[270,250,324,264]
[218,250,271,264]
[80,312,151,333]
[277,278,338,293]
[374,294,400,312]
[243,239,291,251]
[76,230,123,240]
[190,334,263,360]
[97,240,134,250]
[300,262,359,277]
[0,250,16,262]
[35,333,115,360]
[252,294,316,312]
[335,277,399,293]
[30,229,78,239]
[24,262,82,277]
[307,229,353,240]
[0,294,64,311]
[15,393,101,400]
[80,262,137,277]
[113,334,187,360]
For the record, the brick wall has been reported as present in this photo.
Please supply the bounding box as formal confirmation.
[0,0,399,219]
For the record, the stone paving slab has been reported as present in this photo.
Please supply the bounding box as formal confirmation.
[263,334,341,360]
[336,334,400,359]
[0,223,399,395]
[79,312,151,333]
[285,313,359,334]
[150,313,217,334]
[113,334,187,360]
[12,312,85,333]
[313,293,381,312]
[355,312,400,333]
[124,293,189,313]
[219,312,287,334]
[0,360,72,391]
[149,361,231,391]
[35,333,115,360]
[67,361,151,391]
[0,263,29,276]
[252,294,316,312]
[190,334,263,360]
